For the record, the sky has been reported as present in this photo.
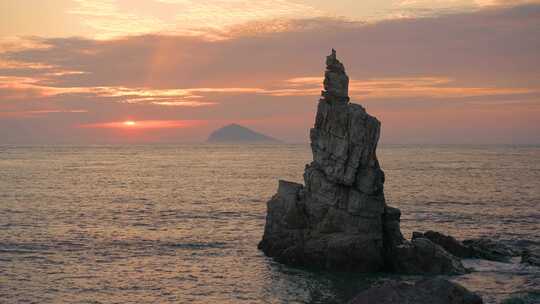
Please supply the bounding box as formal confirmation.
[0,0,539,144]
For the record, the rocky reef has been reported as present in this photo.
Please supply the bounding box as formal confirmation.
[348,278,483,304]
[413,230,540,268]
[258,49,465,274]
[521,250,540,267]
[413,230,522,262]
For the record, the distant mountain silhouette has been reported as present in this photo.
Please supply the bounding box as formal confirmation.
[207,124,280,143]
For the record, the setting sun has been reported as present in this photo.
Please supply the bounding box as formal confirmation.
[80,120,203,130]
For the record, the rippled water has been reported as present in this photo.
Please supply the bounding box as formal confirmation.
[1,144,539,303]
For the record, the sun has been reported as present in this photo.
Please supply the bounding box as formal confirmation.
[123,120,136,126]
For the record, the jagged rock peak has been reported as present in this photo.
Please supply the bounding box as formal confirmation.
[323,49,349,102]
[326,49,345,72]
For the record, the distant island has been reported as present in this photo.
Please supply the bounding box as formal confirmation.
[207,123,280,143]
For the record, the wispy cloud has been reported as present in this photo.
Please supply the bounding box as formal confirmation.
[275,76,536,99]
[79,119,203,129]
[0,109,88,118]
[398,0,540,8]
[393,0,540,20]
[150,101,216,107]
[473,0,540,7]
[70,0,167,39]
[0,75,223,107]
[69,0,323,39]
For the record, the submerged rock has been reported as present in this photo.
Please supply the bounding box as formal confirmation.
[521,250,540,267]
[413,231,476,258]
[501,291,540,304]
[348,278,483,304]
[462,238,521,262]
[413,231,525,263]
[258,50,465,274]
[387,237,467,274]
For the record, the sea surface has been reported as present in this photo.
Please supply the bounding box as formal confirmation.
[1,144,539,304]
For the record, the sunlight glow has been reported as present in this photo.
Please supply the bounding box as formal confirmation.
[80,120,204,130]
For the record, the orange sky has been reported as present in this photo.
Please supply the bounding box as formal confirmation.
[0,0,539,144]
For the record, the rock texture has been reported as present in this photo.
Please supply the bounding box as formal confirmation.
[413,231,476,258]
[386,237,466,274]
[258,50,465,274]
[521,250,540,267]
[348,278,483,304]
[462,238,521,262]
[501,291,540,304]
[413,231,523,263]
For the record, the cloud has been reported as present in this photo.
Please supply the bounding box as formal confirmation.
[397,0,540,9]
[0,75,224,107]
[0,109,88,118]
[1,3,539,143]
[67,0,540,40]
[5,4,539,89]
[150,101,215,107]
[275,76,536,99]
[69,0,323,39]
[357,84,533,99]
[69,0,168,39]
[473,0,540,7]
[80,119,203,129]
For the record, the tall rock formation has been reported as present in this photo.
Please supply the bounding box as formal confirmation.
[258,50,465,274]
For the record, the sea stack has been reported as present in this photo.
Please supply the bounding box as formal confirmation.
[258,50,465,274]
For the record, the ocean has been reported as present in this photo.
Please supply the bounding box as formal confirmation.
[1,144,539,303]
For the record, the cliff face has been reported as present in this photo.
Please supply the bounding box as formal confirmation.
[258,50,465,274]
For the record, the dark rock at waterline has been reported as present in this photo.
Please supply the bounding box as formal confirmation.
[462,238,521,262]
[413,231,522,263]
[258,50,465,274]
[387,238,467,274]
[501,291,540,304]
[257,180,385,271]
[348,278,483,304]
[413,231,475,258]
[521,250,540,267]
